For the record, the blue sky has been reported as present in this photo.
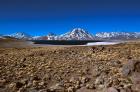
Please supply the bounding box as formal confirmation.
[0,0,140,36]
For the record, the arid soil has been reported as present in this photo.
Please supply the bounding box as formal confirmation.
[0,41,140,92]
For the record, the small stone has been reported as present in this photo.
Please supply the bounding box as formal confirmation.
[120,89,127,92]
[32,80,38,86]
[38,89,48,92]
[92,69,101,77]
[95,77,104,85]
[122,60,140,76]
[21,58,26,62]
[69,77,76,83]
[0,79,6,86]
[27,88,38,92]
[131,72,140,91]
[20,79,28,85]
[86,83,95,89]
[32,76,40,81]
[17,87,25,92]
[49,83,64,92]
[77,87,95,92]
[112,78,120,86]
[107,87,118,92]
[120,88,131,92]
[26,81,32,87]
[123,84,132,88]
[80,76,89,84]
[98,84,105,89]
[134,61,140,72]
[69,77,79,84]
[9,82,16,88]
[67,86,74,92]
[122,61,134,76]
[16,82,24,88]
[43,74,50,81]
[38,82,45,86]
[75,84,80,89]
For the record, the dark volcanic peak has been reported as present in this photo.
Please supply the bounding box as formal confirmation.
[60,28,94,40]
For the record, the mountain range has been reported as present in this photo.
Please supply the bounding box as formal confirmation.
[0,28,140,40]
[6,32,32,40]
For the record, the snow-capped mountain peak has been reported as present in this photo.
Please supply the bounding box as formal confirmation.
[60,28,94,40]
[71,28,86,34]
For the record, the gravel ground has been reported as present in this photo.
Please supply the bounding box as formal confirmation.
[0,41,140,92]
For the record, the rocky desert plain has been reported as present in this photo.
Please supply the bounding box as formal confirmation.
[0,39,140,92]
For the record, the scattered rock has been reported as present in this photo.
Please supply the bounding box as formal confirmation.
[38,81,45,86]
[49,83,64,92]
[0,79,6,87]
[32,80,39,87]
[95,76,104,85]
[92,68,101,77]
[8,82,17,90]
[16,82,24,89]
[86,83,95,89]
[27,88,38,92]
[38,89,48,92]
[131,72,140,91]
[17,87,25,92]
[120,88,132,92]
[76,87,94,92]
[106,87,118,92]
[32,76,40,81]
[21,58,26,62]
[26,81,32,87]
[80,76,89,84]
[69,77,78,83]
[121,60,134,76]
[20,79,28,85]
[0,42,140,92]
[67,86,74,92]
[134,61,140,72]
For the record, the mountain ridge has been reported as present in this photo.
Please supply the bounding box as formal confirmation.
[1,29,140,40]
[6,32,32,40]
[96,32,140,40]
